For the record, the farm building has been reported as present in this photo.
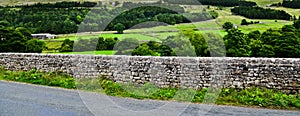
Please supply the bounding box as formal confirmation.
[31,33,57,39]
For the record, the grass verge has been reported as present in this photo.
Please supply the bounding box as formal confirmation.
[0,67,75,89]
[0,67,299,110]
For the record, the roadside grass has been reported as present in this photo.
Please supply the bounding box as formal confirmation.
[0,67,76,89]
[1,67,299,110]
[95,77,300,110]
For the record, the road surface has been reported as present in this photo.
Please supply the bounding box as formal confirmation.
[0,81,299,116]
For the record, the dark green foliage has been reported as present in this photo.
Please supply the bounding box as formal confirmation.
[208,10,219,19]
[0,27,45,53]
[66,37,118,52]
[0,27,28,52]
[181,30,209,57]
[231,6,291,20]
[163,34,197,56]
[59,37,119,52]
[260,27,300,58]
[282,0,300,8]
[270,2,282,7]
[164,0,257,7]
[0,2,215,34]
[60,39,74,52]
[0,67,75,89]
[132,41,174,56]
[241,19,248,25]
[224,25,300,58]
[115,38,139,55]
[224,29,251,57]
[222,22,234,31]
[132,43,159,56]
[114,23,125,34]
[106,5,194,31]
[17,1,97,8]
[0,20,11,28]
[26,39,46,53]
[241,19,260,26]
[294,19,300,29]
[205,33,226,57]
[104,37,118,50]
[97,77,300,109]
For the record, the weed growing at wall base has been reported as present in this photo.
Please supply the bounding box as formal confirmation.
[0,67,299,110]
[96,77,300,110]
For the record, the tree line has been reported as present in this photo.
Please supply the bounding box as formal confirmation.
[114,21,300,58]
[163,0,257,7]
[271,0,300,8]
[12,1,98,8]
[231,6,291,20]
[0,2,217,34]
[59,37,118,52]
[0,27,45,53]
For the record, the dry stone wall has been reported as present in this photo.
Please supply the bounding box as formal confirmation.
[0,53,300,93]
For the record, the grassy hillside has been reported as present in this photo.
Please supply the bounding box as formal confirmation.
[268,7,300,17]
[0,0,159,5]
[247,0,282,6]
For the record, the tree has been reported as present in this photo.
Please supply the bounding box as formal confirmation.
[0,27,45,53]
[15,27,32,40]
[0,28,27,52]
[26,39,45,53]
[157,44,175,56]
[105,37,118,50]
[224,28,251,57]
[114,23,125,34]
[132,44,159,56]
[59,39,74,52]
[241,19,248,25]
[115,38,139,55]
[282,25,296,32]
[163,33,196,57]
[181,29,209,56]
[247,30,261,40]
[96,37,106,50]
[0,20,11,28]
[293,19,300,29]
[274,32,300,57]
[222,22,234,31]
[204,33,226,57]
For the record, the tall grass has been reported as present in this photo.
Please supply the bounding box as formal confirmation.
[0,67,299,110]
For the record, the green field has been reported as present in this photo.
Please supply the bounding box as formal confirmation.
[52,4,293,43]
[43,2,295,55]
[50,50,117,55]
[56,33,161,42]
[247,0,281,6]
[268,7,300,17]
[0,0,159,5]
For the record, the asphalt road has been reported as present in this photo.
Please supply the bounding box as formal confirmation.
[0,81,300,116]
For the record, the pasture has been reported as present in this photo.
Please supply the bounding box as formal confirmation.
[43,3,294,55]
[50,50,117,55]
